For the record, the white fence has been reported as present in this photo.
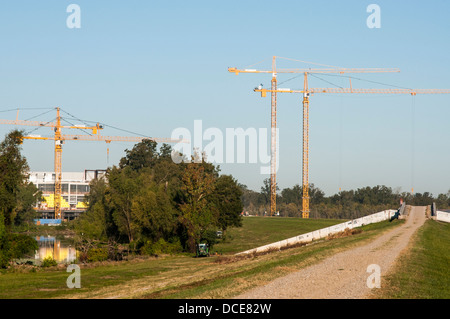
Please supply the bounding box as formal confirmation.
[236,209,397,256]
[436,211,450,223]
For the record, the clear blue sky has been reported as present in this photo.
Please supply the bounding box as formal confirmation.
[0,0,449,197]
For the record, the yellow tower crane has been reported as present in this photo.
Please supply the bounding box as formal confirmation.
[229,56,401,217]
[0,107,188,220]
[250,61,450,218]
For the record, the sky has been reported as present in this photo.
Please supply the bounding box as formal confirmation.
[0,0,449,197]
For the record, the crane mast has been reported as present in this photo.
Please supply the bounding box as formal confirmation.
[302,73,310,218]
[54,108,63,219]
[270,56,277,216]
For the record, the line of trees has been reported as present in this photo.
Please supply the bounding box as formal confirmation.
[241,179,450,219]
[73,140,243,260]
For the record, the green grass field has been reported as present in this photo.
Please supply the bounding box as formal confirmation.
[2,216,446,299]
[213,216,344,254]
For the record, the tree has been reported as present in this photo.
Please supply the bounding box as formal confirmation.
[0,130,40,267]
[107,166,141,243]
[308,184,325,205]
[14,182,41,228]
[281,184,302,206]
[75,176,121,241]
[131,181,177,242]
[260,178,279,206]
[119,139,158,171]
[0,130,30,230]
[354,185,396,206]
[159,143,173,159]
[435,193,449,209]
[412,192,434,206]
[213,175,243,233]
[74,139,244,257]
[0,211,9,268]
[179,163,216,252]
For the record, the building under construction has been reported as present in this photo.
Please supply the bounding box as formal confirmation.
[30,169,106,220]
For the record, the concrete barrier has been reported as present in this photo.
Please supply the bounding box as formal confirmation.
[236,209,397,256]
[436,211,450,223]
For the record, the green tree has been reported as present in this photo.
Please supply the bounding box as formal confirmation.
[0,130,29,230]
[412,192,434,206]
[260,178,279,208]
[281,184,302,206]
[119,139,158,171]
[75,139,244,257]
[308,184,325,205]
[14,182,41,228]
[107,166,141,242]
[179,163,216,252]
[75,200,108,241]
[131,181,177,242]
[159,143,173,159]
[0,130,38,267]
[0,212,9,268]
[74,176,117,242]
[354,185,396,206]
[213,175,243,234]
[435,193,449,209]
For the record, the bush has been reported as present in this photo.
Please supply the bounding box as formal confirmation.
[0,235,11,269]
[200,230,219,249]
[0,234,38,268]
[87,247,108,262]
[0,249,10,269]
[9,234,39,259]
[41,256,57,267]
[139,238,183,256]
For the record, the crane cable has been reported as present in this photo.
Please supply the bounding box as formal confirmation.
[57,108,151,138]
[23,108,55,121]
[411,95,416,195]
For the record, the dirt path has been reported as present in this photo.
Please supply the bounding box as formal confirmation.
[235,206,426,299]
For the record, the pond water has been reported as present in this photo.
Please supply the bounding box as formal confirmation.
[34,235,78,264]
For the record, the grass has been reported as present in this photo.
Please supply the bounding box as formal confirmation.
[370,220,450,299]
[0,216,405,299]
[213,216,344,254]
[0,258,172,299]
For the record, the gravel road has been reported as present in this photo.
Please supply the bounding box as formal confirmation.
[235,206,426,299]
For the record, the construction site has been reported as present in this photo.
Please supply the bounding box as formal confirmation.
[29,170,104,220]
[0,1,448,308]
[0,107,186,222]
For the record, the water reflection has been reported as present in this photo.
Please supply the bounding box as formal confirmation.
[35,236,78,264]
